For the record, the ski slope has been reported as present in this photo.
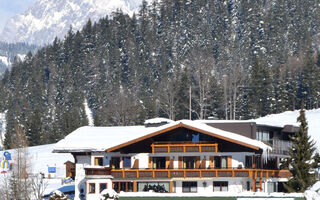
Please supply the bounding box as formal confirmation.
[0,144,73,177]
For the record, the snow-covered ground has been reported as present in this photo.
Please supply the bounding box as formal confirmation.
[0,112,6,150]
[255,108,320,151]
[304,181,320,200]
[0,144,73,177]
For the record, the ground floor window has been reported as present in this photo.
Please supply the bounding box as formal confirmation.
[182,181,197,193]
[113,181,133,192]
[88,183,96,194]
[99,183,108,193]
[138,182,169,192]
[213,181,228,191]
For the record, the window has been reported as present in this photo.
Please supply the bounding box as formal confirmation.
[255,156,261,169]
[94,157,103,166]
[213,181,228,191]
[153,157,166,169]
[88,183,95,194]
[111,157,120,169]
[113,182,134,192]
[256,130,270,142]
[214,156,228,169]
[247,181,250,191]
[245,156,253,168]
[123,157,131,168]
[100,183,107,193]
[182,181,197,193]
[137,182,169,192]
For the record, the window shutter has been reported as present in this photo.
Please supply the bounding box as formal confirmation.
[196,156,201,168]
[166,156,170,169]
[227,156,232,168]
[178,157,183,169]
[148,157,152,168]
[209,156,214,168]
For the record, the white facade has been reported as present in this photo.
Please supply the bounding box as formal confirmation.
[72,151,284,200]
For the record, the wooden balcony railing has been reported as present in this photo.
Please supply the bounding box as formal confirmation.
[111,168,290,179]
[151,143,218,154]
[85,167,112,176]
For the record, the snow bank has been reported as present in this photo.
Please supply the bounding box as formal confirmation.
[304,181,320,200]
[255,109,320,150]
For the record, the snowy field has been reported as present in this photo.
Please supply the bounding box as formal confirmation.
[255,108,320,151]
[0,144,73,177]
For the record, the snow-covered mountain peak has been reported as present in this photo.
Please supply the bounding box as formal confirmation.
[0,0,149,45]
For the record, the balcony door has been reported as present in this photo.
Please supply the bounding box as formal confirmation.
[152,157,166,169]
[183,156,198,169]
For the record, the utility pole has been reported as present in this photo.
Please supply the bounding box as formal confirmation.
[189,85,192,120]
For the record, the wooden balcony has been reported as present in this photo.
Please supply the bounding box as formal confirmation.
[85,167,112,176]
[111,168,290,179]
[151,143,218,154]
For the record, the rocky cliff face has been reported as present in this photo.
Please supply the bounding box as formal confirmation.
[0,0,147,45]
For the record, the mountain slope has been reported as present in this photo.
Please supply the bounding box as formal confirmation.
[0,42,38,76]
[0,0,150,45]
[255,109,320,151]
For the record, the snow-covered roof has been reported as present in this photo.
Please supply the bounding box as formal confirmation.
[144,117,174,124]
[53,120,271,156]
[255,109,320,150]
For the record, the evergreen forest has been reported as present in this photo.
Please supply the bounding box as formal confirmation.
[1,0,320,148]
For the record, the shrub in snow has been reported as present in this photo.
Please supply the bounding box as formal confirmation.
[49,190,70,200]
[99,189,119,200]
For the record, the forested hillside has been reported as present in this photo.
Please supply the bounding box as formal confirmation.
[0,42,38,75]
[1,0,320,148]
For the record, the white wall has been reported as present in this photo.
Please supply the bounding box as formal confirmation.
[174,178,248,194]
[86,178,113,200]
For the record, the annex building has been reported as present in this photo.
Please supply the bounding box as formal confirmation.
[53,118,296,200]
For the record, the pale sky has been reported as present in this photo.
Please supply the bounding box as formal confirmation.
[0,0,36,33]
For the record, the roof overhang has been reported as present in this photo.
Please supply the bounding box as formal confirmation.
[106,122,261,152]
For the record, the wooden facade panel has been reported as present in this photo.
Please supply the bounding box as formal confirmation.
[234,171,249,177]
[170,171,184,177]
[279,170,291,178]
[139,171,153,178]
[201,146,215,152]
[154,146,168,153]
[186,146,199,152]
[126,171,137,178]
[155,171,168,178]
[202,171,216,177]
[111,171,123,178]
[170,146,183,152]
[217,171,232,177]
[186,171,200,177]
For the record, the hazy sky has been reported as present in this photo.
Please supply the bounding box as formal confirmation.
[0,0,36,33]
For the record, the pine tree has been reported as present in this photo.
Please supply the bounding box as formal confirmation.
[284,108,317,192]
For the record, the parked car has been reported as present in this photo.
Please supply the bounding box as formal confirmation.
[43,184,75,200]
